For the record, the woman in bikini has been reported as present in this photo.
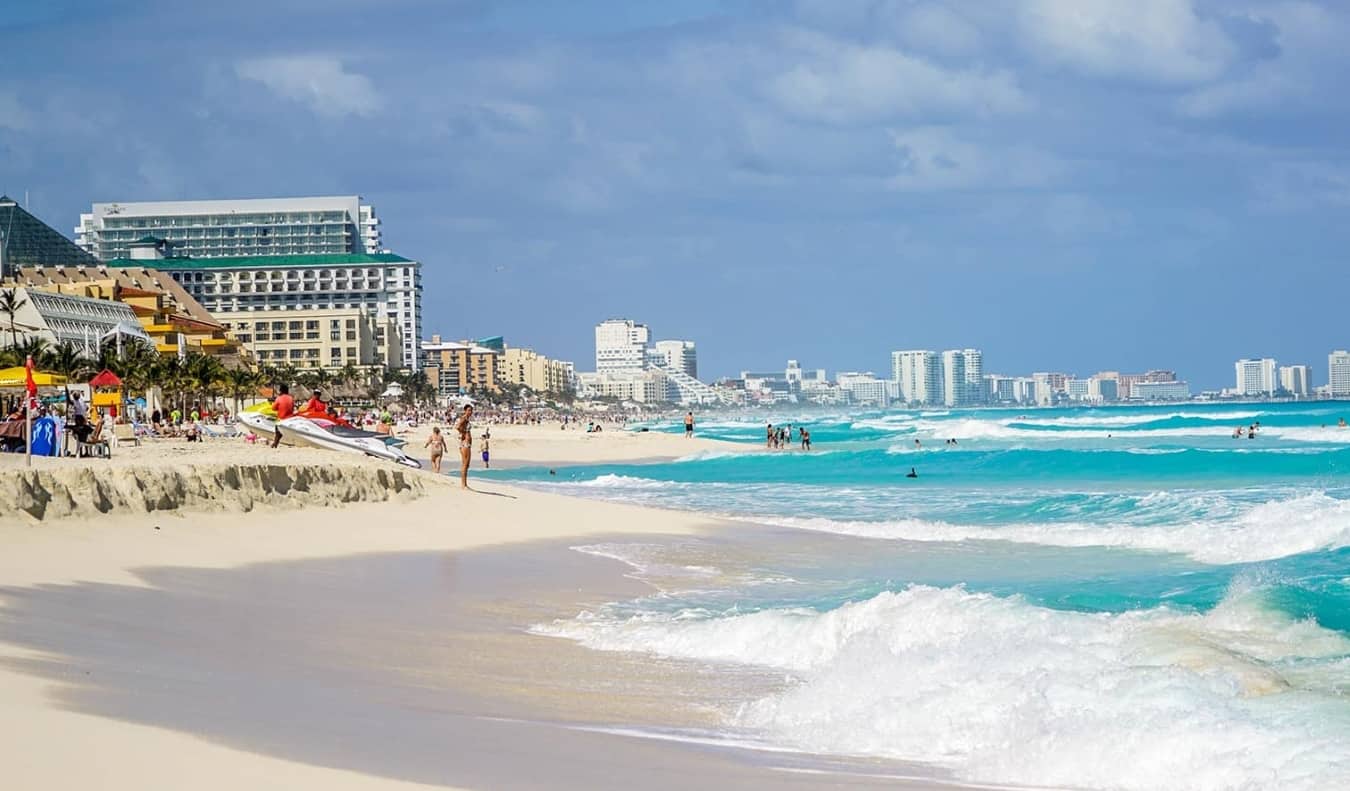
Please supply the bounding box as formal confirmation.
[454,404,474,489]
[424,427,447,474]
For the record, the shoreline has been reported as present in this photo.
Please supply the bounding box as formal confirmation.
[0,426,976,789]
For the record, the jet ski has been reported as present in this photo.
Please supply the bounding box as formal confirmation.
[237,402,277,436]
[277,416,422,468]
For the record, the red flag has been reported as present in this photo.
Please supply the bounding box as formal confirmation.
[24,354,37,407]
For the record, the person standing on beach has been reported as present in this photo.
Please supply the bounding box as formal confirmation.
[454,404,474,489]
[481,432,491,469]
[271,384,294,448]
[767,423,775,449]
[425,427,446,474]
[684,411,694,438]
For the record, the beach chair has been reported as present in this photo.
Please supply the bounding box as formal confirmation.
[77,420,111,459]
[111,423,140,449]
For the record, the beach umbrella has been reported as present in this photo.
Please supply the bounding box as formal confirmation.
[0,365,66,388]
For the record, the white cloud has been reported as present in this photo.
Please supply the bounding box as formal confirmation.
[886,126,1062,191]
[1016,0,1236,84]
[1177,1,1350,117]
[235,55,381,118]
[766,29,1029,124]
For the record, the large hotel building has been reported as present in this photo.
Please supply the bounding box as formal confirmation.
[108,246,421,370]
[75,196,381,260]
[75,196,422,370]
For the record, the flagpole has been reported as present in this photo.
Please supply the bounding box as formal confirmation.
[24,354,34,468]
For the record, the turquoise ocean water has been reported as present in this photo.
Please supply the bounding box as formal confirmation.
[489,402,1350,790]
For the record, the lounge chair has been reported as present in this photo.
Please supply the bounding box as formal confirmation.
[111,423,140,449]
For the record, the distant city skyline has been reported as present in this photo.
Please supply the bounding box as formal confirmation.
[4,1,1349,388]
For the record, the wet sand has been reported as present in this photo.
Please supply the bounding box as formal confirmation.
[0,520,978,789]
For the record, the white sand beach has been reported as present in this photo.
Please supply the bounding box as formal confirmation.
[0,428,963,790]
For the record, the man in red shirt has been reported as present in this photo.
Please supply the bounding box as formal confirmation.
[271,384,294,448]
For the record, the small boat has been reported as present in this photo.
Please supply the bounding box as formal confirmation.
[277,416,422,468]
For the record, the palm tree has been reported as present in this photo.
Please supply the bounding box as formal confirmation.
[14,336,50,365]
[184,353,225,413]
[117,341,160,399]
[337,363,360,398]
[295,369,320,398]
[45,341,93,409]
[224,366,261,415]
[0,288,26,349]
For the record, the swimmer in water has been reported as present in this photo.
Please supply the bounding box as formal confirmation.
[906,467,918,478]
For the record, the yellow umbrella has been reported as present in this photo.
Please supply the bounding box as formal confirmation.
[0,366,68,388]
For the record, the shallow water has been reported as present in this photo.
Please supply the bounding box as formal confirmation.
[493,401,1350,790]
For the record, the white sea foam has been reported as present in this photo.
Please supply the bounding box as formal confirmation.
[568,474,676,490]
[1010,410,1263,428]
[537,584,1350,790]
[848,416,918,433]
[910,417,1350,443]
[752,492,1350,564]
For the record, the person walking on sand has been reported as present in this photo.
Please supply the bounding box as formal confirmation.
[685,411,694,438]
[425,427,447,474]
[454,404,474,489]
[270,384,294,448]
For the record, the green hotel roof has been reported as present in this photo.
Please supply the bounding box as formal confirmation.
[105,252,413,269]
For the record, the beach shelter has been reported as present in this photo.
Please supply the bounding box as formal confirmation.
[89,369,124,417]
[89,369,123,388]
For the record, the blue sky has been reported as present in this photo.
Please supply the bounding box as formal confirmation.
[2,0,1348,388]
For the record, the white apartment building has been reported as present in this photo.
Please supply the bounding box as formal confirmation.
[986,374,1016,403]
[1088,376,1119,402]
[1064,378,1091,401]
[576,370,670,403]
[1278,365,1312,397]
[891,350,943,405]
[1329,351,1350,398]
[653,339,697,378]
[595,319,651,376]
[942,349,984,407]
[1132,381,1191,401]
[109,248,422,369]
[1235,358,1278,396]
[76,196,381,261]
[837,372,890,407]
